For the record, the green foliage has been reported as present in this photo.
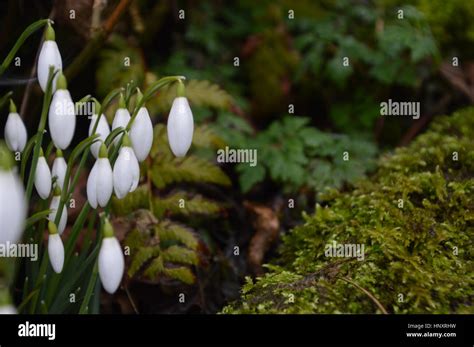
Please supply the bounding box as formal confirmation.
[417,0,474,54]
[224,108,474,314]
[96,35,145,97]
[292,2,438,133]
[236,116,377,193]
[125,218,199,285]
[149,80,233,115]
[112,123,231,285]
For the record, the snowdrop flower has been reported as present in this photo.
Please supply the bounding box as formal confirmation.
[98,219,124,294]
[129,89,153,162]
[88,109,110,158]
[167,81,194,157]
[113,133,139,199]
[112,94,131,146]
[0,305,17,314]
[87,144,113,208]
[0,143,26,244]
[37,23,62,92]
[47,221,64,274]
[52,148,67,189]
[34,148,52,199]
[48,72,75,149]
[48,185,67,235]
[4,100,27,153]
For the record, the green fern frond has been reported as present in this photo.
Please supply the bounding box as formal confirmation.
[155,220,199,250]
[128,246,161,277]
[143,255,165,279]
[162,245,199,265]
[150,154,231,189]
[152,191,221,218]
[163,267,195,285]
[150,79,233,114]
[192,125,227,149]
[111,185,150,216]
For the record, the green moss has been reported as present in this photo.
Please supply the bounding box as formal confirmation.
[223,108,474,314]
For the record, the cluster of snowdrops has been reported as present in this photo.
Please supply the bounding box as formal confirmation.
[0,21,194,313]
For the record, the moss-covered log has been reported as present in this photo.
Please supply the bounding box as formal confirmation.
[224,108,474,314]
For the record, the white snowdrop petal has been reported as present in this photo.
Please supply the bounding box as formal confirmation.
[49,90,76,149]
[96,158,113,207]
[37,41,62,92]
[129,149,140,192]
[4,113,27,152]
[167,97,194,157]
[98,237,124,294]
[34,157,52,199]
[130,107,153,161]
[86,161,98,208]
[52,157,67,189]
[112,108,131,145]
[48,233,64,273]
[113,147,139,198]
[0,305,17,314]
[89,114,110,158]
[48,196,67,235]
[0,170,26,244]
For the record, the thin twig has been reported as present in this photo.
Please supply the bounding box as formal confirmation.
[339,276,388,314]
[124,284,139,314]
[65,0,133,81]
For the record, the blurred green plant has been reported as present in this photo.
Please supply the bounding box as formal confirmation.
[291,2,438,133]
[234,116,377,194]
[224,107,474,314]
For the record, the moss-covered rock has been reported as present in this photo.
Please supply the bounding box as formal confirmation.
[224,108,474,314]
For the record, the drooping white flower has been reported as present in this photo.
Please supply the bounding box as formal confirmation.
[88,114,110,159]
[129,90,153,162]
[112,94,131,146]
[48,186,67,235]
[167,84,194,157]
[47,222,64,274]
[52,149,67,189]
[4,100,27,153]
[37,24,62,92]
[113,134,139,199]
[48,73,75,149]
[87,144,113,208]
[34,149,52,199]
[98,220,124,294]
[0,144,26,244]
[0,305,17,314]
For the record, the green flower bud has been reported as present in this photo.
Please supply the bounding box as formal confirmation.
[48,221,58,235]
[98,143,108,158]
[45,22,55,41]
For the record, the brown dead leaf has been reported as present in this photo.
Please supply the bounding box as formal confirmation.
[244,201,280,276]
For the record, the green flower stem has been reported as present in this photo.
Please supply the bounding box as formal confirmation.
[110,76,184,163]
[125,76,185,132]
[79,259,99,314]
[52,88,121,230]
[0,19,50,76]
[53,135,100,227]
[0,91,13,110]
[24,66,57,203]
[20,133,39,181]
[24,209,53,229]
